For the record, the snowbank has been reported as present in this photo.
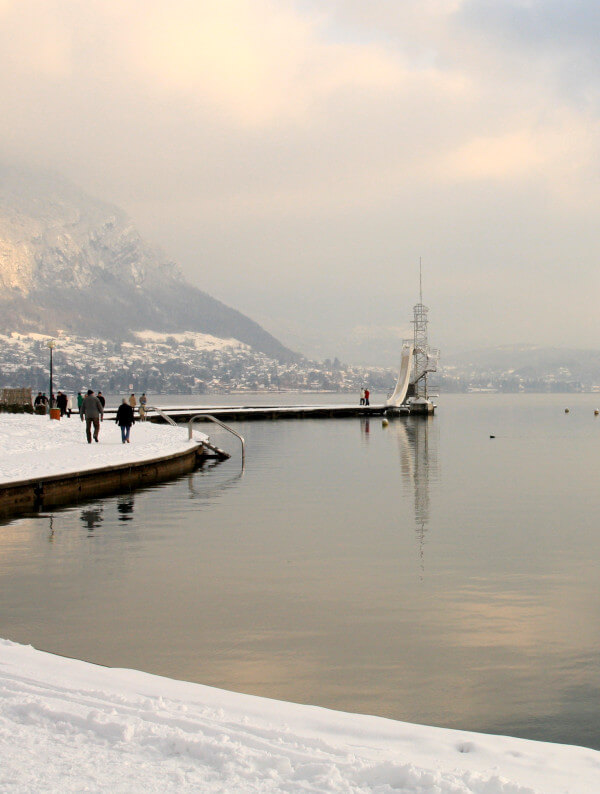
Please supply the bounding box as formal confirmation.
[0,640,597,793]
[0,414,207,484]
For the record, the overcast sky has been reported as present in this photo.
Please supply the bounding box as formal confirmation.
[1,0,599,364]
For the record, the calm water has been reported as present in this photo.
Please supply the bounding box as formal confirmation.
[1,393,600,749]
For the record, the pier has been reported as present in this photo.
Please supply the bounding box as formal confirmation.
[104,402,418,423]
[0,445,205,518]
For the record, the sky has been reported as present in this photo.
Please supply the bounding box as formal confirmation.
[1,0,600,365]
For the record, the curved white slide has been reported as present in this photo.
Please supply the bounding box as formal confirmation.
[385,343,413,407]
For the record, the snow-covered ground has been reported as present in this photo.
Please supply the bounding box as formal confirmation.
[134,329,248,351]
[0,414,207,484]
[0,639,597,793]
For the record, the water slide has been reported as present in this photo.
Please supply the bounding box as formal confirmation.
[385,343,413,407]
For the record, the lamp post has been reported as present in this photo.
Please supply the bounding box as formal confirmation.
[47,339,55,416]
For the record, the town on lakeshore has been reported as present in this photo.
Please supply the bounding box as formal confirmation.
[2,1,600,790]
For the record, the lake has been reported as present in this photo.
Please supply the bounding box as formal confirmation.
[1,392,599,749]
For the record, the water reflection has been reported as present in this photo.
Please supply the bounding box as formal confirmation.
[186,468,244,500]
[390,417,438,576]
[2,400,600,750]
[80,504,104,531]
[359,418,370,440]
[117,493,135,522]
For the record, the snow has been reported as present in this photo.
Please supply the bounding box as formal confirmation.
[0,414,207,484]
[134,329,248,351]
[0,640,597,793]
[141,403,383,414]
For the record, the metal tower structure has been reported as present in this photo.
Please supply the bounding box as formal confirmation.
[410,259,439,400]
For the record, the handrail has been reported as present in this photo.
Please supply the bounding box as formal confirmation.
[145,405,178,427]
[187,414,245,468]
[144,406,245,467]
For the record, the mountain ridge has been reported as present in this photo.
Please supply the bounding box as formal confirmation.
[0,166,300,363]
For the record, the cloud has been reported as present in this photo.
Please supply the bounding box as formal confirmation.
[126,0,407,127]
[0,0,73,80]
[0,0,600,361]
[351,325,410,342]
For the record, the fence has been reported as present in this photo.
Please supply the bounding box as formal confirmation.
[1,387,33,412]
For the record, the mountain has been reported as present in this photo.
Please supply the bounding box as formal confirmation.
[0,166,299,363]
[445,345,600,378]
[442,344,600,391]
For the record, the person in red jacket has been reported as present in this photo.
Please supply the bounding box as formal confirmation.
[364,388,370,406]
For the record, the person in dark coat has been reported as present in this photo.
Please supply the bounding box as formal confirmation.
[56,391,68,416]
[82,389,104,443]
[115,398,135,444]
[97,391,106,409]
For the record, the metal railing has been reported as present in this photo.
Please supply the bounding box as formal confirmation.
[146,405,178,427]
[187,414,245,468]
[145,406,245,467]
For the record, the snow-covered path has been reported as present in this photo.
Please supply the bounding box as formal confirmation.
[0,640,598,793]
[0,414,206,484]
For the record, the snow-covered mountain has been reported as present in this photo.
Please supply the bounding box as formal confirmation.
[0,165,298,363]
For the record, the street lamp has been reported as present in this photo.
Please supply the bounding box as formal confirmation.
[47,339,55,415]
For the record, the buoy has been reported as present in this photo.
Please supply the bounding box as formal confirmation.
[565,408,569,413]
[490,435,495,439]
[382,418,389,428]
[595,409,599,416]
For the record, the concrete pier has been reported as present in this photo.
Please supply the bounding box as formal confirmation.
[0,444,206,518]
[131,403,414,423]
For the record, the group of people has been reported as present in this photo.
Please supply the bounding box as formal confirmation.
[359,388,370,406]
[33,392,49,409]
[34,391,74,416]
[52,390,149,444]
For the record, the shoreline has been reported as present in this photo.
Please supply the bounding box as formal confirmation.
[0,415,212,517]
[0,444,203,517]
[1,637,597,793]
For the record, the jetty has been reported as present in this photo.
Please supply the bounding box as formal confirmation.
[105,402,410,423]
[0,416,217,518]
[113,267,440,424]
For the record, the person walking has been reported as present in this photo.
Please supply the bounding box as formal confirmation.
[139,392,147,422]
[364,388,370,406]
[97,391,106,409]
[81,389,104,444]
[115,398,135,444]
[56,391,68,416]
[77,391,84,421]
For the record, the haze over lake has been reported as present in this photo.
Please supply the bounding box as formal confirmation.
[1,393,599,749]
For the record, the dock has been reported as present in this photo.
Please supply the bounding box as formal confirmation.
[0,444,206,518]
[104,403,421,423]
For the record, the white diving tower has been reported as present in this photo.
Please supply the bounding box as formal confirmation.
[385,263,439,413]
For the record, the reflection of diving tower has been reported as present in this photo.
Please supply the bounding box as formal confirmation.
[394,417,438,577]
